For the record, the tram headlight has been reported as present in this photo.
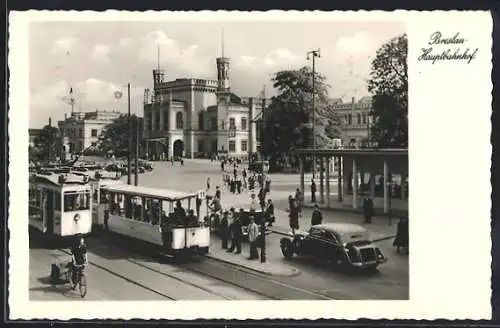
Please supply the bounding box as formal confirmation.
[74,214,80,222]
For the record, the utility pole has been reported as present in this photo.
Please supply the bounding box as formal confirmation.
[127,83,131,185]
[307,49,321,179]
[134,116,139,186]
[260,92,266,263]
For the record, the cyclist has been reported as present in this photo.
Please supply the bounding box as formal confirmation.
[70,236,88,290]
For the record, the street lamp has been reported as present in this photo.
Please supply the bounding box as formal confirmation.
[306,49,320,179]
[386,181,393,226]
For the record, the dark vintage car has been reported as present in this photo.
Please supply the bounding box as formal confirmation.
[279,223,387,271]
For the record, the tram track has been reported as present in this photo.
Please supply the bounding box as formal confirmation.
[181,255,334,300]
[57,248,177,300]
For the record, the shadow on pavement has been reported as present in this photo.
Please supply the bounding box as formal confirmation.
[284,256,382,279]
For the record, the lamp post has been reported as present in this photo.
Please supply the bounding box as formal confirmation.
[250,97,267,263]
[386,181,393,226]
[306,49,320,179]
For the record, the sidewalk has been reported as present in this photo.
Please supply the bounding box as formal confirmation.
[206,234,300,277]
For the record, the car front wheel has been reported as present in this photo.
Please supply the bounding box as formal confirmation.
[280,238,293,259]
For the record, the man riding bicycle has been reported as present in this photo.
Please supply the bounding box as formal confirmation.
[70,236,88,290]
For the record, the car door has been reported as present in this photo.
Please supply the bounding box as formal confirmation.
[301,227,322,256]
[321,231,342,263]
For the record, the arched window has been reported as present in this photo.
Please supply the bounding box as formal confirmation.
[198,112,204,131]
[176,112,183,130]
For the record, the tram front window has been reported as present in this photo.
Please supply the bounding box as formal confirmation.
[64,191,90,212]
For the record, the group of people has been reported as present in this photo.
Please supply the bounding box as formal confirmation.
[217,207,265,260]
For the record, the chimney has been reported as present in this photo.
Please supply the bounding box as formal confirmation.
[351,97,355,104]
[48,117,52,127]
[64,113,67,120]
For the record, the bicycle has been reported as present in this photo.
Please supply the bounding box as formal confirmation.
[71,263,87,298]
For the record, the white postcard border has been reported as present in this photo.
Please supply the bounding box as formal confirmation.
[8,10,492,320]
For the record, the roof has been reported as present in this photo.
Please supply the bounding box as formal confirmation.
[313,223,367,234]
[102,184,197,201]
[31,173,91,187]
[294,148,408,156]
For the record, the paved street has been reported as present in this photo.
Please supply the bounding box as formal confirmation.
[30,158,408,300]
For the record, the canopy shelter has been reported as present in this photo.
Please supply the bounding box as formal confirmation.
[294,148,408,214]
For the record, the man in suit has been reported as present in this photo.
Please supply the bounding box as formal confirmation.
[247,216,260,260]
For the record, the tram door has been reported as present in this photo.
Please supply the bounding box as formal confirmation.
[46,191,54,234]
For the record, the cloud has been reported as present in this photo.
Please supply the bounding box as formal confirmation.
[118,37,134,48]
[91,44,110,63]
[336,31,376,56]
[263,48,298,66]
[235,48,299,70]
[50,36,80,55]
[138,30,212,76]
[30,78,146,127]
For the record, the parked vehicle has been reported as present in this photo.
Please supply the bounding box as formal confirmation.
[279,223,387,271]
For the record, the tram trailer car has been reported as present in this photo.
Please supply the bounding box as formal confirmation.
[29,173,93,240]
[97,184,210,258]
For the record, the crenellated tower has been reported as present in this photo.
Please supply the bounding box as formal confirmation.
[216,28,231,93]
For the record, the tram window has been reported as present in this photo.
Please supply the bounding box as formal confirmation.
[124,195,133,218]
[54,192,61,211]
[63,191,90,212]
[99,190,108,204]
[132,197,143,221]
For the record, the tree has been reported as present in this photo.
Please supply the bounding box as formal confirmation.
[261,66,342,169]
[367,34,408,148]
[97,114,143,157]
[31,125,60,162]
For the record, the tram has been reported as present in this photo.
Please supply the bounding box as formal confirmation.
[87,170,124,230]
[97,184,210,257]
[29,172,93,238]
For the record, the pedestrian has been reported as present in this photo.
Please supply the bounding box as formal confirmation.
[227,213,242,254]
[206,177,211,191]
[363,196,374,223]
[311,204,323,226]
[215,186,221,200]
[196,195,202,219]
[221,161,225,172]
[242,168,247,180]
[233,166,237,179]
[258,188,266,211]
[230,178,235,193]
[311,179,316,203]
[249,193,259,211]
[393,216,409,254]
[265,199,275,227]
[180,158,184,166]
[171,156,174,165]
[295,188,303,214]
[247,216,260,260]
[236,177,242,194]
[220,211,230,249]
[289,197,299,235]
[248,175,255,191]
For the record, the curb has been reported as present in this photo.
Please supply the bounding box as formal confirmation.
[302,203,408,218]
[203,253,301,277]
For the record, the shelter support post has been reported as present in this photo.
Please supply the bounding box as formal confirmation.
[337,156,342,202]
[401,174,406,201]
[325,156,330,208]
[370,173,375,197]
[320,157,325,203]
[300,156,305,195]
[352,157,358,209]
[383,160,389,213]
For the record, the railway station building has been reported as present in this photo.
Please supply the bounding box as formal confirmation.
[295,148,408,214]
[143,51,268,160]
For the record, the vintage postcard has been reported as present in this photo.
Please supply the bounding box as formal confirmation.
[8,10,492,320]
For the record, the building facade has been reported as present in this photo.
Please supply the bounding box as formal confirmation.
[331,96,372,148]
[143,52,268,160]
[57,110,121,159]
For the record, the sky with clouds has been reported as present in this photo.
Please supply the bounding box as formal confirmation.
[29,20,405,128]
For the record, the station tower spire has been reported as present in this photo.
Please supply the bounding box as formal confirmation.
[216,27,230,93]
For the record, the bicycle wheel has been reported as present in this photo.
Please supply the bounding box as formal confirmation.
[79,273,87,298]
